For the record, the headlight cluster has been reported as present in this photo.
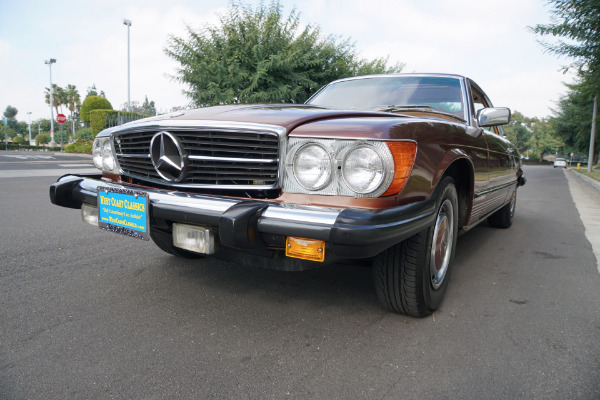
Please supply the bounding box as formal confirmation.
[284,138,416,198]
[92,137,120,174]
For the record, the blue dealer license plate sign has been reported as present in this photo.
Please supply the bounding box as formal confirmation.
[98,187,150,241]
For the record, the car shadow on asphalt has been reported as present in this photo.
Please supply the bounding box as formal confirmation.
[148,249,383,315]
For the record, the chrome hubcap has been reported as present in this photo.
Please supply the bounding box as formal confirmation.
[430,199,454,289]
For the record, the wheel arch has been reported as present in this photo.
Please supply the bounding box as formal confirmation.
[438,157,473,229]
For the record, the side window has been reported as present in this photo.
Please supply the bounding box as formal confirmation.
[470,85,495,132]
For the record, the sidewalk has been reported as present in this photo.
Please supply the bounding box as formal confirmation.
[565,168,600,273]
[570,168,600,193]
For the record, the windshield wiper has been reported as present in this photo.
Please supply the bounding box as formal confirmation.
[375,105,465,122]
[376,105,435,112]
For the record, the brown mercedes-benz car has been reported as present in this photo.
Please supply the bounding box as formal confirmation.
[50,74,525,317]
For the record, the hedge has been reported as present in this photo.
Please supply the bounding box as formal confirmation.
[90,109,113,136]
[81,95,113,122]
[90,109,149,136]
[2,144,61,151]
[64,139,93,153]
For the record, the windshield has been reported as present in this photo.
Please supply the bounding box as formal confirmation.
[307,76,465,120]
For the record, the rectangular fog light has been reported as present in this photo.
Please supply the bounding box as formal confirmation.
[81,204,98,226]
[286,236,325,262]
[173,223,215,254]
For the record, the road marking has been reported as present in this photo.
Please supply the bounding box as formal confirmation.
[0,169,99,178]
[565,169,600,274]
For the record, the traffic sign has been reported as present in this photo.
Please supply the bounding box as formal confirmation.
[57,114,67,124]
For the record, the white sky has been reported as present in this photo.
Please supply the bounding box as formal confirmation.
[0,0,575,124]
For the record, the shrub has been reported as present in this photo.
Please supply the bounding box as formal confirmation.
[13,136,26,144]
[89,109,149,136]
[64,139,93,153]
[35,133,50,145]
[74,127,93,140]
[81,96,113,122]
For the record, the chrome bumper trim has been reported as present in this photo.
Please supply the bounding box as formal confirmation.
[75,176,342,228]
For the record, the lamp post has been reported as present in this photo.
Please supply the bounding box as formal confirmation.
[588,96,597,173]
[27,112,32,145]
[44,58,57,147]
[123,19,132,112]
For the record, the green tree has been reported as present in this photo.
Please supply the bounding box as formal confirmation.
[165,0,403,106]
[141,96,156,116]
[1,127,15,141]
[3,105,17,119]
[552,79,598,154]
[87,84,98,97]
[531,0,600,89]
[65,84,81,135]
[35,133,50,145]
[120,95,156,116]
[13,121,28,136]
[34,118,51,136]
[531,0,600,165]
[503,111,534,154]
[45,84,67,115]
[86,84,106,98]
[527,118,564,160]
[80,95,113,123]
[3,105,22,137]
[74,127,93,140]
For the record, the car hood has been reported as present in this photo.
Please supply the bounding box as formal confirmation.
[121,104,409,133]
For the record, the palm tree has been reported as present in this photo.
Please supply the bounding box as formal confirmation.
[65,84,81,136]
[44,84,66,116]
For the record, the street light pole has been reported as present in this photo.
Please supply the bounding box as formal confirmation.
[123,19,132,112]
[27,112,32,145]
[44,58,57,147]
[588,96,597,173]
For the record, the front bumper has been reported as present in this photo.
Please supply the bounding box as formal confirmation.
[50,174,437,260]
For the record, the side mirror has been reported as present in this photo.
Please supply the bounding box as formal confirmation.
[477,107,511,127]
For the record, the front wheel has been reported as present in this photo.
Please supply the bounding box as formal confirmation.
[487,188,517,229]
[373,176,459,317]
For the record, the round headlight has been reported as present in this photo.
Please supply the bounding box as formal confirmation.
[102,140,115,171]
[342,145,385,194]
[92,139,103,170]
[292,143,332,190]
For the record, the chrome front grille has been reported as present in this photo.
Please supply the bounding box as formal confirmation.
[113,127,281,188]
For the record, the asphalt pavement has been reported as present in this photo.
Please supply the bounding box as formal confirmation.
[1,157,599,399]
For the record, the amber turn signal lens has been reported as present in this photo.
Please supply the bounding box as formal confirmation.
[285,236,325,262]
[382,141,417,196]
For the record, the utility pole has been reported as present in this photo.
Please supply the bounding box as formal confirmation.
[45,58,57,147]
[3,116,7,151]
[123,19,132,112]
[588,96,597,173]
[27,112,32,145]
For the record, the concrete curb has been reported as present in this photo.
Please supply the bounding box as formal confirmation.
[569,169,600,193]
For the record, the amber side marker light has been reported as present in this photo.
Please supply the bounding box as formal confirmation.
[382,141,417,196]
[286,236,325,262]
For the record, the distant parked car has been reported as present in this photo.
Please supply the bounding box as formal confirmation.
[554,158,567,168]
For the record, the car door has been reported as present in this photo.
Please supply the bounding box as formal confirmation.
[468,81,516,221]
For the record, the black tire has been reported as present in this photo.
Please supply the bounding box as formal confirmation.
[373,176,459,317]
[150,229,204,258]
[487,188,516,229]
